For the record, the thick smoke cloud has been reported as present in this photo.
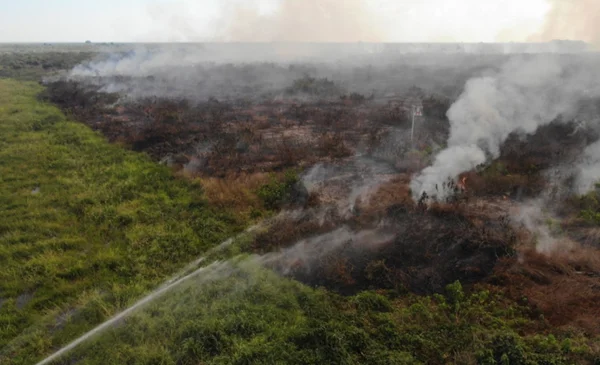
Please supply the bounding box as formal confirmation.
[532,0,600,49]
[410,54,600,201]
[222,0,597,46]
[64,45,515,103]
[65,42,592,105]
[142,0,590,45]
[217,0,383,43]
[142,0,598,46]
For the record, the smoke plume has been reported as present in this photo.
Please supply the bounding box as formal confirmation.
[511,199,576,254]
[302,157,396,218]
[215,0,383,43]
[410,54,600,201]
[532,0,600,49]
[65,46,528,103]
[575,140,600,194]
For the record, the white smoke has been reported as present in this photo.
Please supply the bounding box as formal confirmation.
[301,157,396,218]
[259,226,394,275]
[575,140,600,194]
[513,200,557,254]
[511,199,578,254]
[411,54,600,201]
[530,0,600,50]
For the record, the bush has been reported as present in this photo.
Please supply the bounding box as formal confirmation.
[478,333,527,365]
[256,170,300,210]
[286,76,341,97]
[352,292,392,312]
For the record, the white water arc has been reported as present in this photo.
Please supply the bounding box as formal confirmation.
[35,224,389,364]
[35,261,225,365]
[33,226,260,365]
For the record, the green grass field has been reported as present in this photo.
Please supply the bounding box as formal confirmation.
[0,79,244,363]
[1,79,599,364]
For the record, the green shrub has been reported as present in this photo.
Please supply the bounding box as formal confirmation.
[0,80,243,362]
[352,292,392,313]
[256,170,299,210]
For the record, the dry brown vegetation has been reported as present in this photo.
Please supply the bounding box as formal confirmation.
[196,173,270,218]
[493,247,600,335]
[249,168,600,338]
[41,76,600,340]
[41,81,447,178]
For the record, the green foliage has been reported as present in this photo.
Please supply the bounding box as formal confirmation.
[445,280,465,311]
[256,170,299,210]
[423,145,434,156]
[576,187,600,225]
[481,161,509,178]
[580,209,600,225]
[9,267,596,365]
[352,292,392,313]
[0,80,243,363]
[0,52,95,80]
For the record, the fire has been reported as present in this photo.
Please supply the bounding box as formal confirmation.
[289,258,305,271]
[458,177,468,191]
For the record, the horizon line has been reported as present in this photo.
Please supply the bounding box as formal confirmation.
[0,40,589,45]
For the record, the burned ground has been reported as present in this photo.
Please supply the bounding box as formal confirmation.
[38,59,600,341]
[492,248,600,335]
[41,79,451,177]
[274,200,517,296]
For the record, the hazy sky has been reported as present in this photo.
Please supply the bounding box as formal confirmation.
[0,0,554,43]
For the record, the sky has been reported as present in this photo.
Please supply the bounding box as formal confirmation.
[0,0,556,43]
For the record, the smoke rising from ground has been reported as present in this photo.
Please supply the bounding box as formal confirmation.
[301,157,396,219]
[575,141,600,194]
[410,54,600,201]
[511,199,577,254]
[64,43,591,105]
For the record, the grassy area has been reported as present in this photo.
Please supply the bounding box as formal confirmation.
[1,79,599,364]
[18,261,600,365]
[0,52,96,81]
[0,79,244,362]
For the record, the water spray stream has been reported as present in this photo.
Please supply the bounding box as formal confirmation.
[34,225,262,365]
[34,222,392,364]
[35,262,226,365]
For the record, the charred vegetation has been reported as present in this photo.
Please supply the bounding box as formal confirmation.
[34,54,600,346]
[41,79,451,177]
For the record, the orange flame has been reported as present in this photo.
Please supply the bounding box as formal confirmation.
[458,177,468,191]
[290,258,304,271]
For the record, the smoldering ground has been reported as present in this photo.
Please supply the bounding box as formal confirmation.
[34,37,600,364]
[411,53,600,202]
[408,0,600,200]
[62,41,596,105]
[52,45,600,232]
[52,43,600,230]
